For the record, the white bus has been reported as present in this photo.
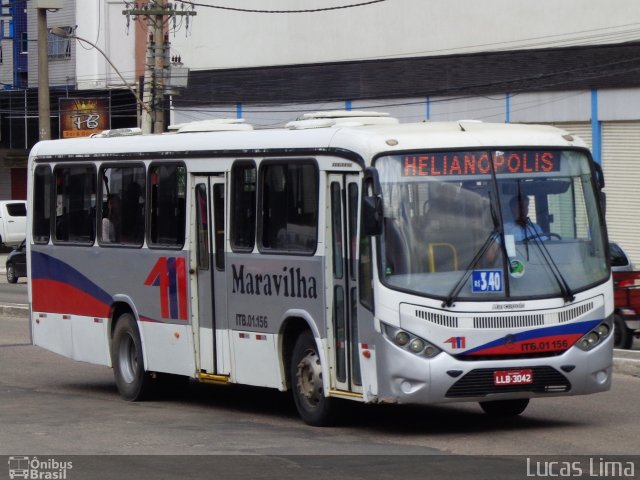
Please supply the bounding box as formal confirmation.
[27,112,613,425]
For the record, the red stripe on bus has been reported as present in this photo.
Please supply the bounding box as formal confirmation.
[32,278,110,318]
[176,257,188,321]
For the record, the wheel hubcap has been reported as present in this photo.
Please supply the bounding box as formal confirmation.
[118,333,138,384]
[296,349,323,408]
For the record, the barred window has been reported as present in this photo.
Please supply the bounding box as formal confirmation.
[48,27,72,59]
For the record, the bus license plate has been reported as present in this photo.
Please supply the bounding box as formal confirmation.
[494,369,533,386]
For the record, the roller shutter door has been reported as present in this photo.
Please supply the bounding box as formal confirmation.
[546,122,593,150]
[602,121,640,266]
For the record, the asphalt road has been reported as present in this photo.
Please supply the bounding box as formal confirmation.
[1,267,639,479]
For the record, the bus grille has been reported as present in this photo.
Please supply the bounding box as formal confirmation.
[411,300,595,330]
[558,302,593,323]
[473,315,544,329]
[445,366,571,398]
[415,309,458,328]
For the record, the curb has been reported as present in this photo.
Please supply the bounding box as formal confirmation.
[613,348,640,378]
[613,357,640,377]
[0,304,29,318]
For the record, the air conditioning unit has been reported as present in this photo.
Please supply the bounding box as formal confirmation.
[33,0,64,9]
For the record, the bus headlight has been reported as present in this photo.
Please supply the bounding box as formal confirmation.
[576,317,612,351]
[395,331,410,346]
[409,338,425,353]
[382,323,441,358]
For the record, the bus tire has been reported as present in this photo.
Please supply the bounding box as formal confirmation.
[111,313,152,401]
[290,330,334,426]
[614,314,633,349]
[479,398,529,416]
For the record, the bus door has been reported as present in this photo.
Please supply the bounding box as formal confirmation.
[328,173,362,394]
[193,175,230,375]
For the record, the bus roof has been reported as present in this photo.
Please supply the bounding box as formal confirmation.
[29,120,589,163]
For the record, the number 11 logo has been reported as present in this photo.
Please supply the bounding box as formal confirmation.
[144,257,188,321]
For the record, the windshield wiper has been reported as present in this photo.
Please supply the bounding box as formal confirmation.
[442,229,500,308]
[524,218,575,303]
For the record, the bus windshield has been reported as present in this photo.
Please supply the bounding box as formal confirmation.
[375,149,608,301]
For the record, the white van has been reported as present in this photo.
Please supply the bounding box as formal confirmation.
[0,201,26,246]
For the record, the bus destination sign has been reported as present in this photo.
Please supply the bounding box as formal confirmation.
[402,151,560,177]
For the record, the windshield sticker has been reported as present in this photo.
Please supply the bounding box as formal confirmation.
[402,151,560,177]
[509,259,526,278]
[472,270,503,293]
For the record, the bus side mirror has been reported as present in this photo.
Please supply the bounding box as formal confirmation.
[362,196,383,236]
[600,191,606,216]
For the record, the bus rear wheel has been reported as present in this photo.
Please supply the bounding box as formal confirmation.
[111,313,152,401]
[290,331,335,426]
[479,398,529,416]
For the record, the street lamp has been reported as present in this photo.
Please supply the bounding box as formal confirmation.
[49,27,151,121]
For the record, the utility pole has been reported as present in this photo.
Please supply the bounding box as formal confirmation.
[37,7,50,140]
[124,1,196,134]
[35,0,62,141]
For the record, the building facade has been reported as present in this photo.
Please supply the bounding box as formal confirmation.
[0,0,138,201]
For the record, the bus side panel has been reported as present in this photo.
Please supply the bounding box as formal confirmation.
[140,322,196,377]
[226,254,326,390]
[355,305,380,401]
[32,313,73,359]
[71,315,111,366]
[231,331,280,387]
[31,245,197,376]
[31,247,111,364]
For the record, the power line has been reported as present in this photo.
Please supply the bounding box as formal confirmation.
[173,0,388,14]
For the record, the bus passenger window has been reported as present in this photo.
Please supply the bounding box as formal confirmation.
[100,165,145,246]
[230,162,256,252]
[53,165,96,244]
[33,166,52,244]
[259,162,318,254]
[101,194,121,243]
[148,164,186,248]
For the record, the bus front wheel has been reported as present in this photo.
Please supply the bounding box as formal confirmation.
[614,314,633,349]
[479,398,529,416]
[111,313,152,401]
[290,331,335,426]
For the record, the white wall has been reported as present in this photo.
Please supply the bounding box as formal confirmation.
[172,0,640,70]
[75,0,136,89]
[27,0,135,89]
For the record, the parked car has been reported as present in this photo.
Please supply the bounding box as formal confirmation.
[6,239,26,284]
[610,241,640,348]
[0,200,26,246]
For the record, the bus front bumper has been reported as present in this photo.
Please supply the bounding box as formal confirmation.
[373,333,613,405]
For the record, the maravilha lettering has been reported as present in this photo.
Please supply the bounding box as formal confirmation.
[232,264,318,298]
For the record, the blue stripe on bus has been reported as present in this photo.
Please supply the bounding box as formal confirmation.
[31,251,113,306]
[463,319,601,355]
